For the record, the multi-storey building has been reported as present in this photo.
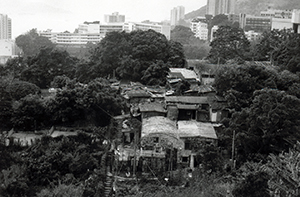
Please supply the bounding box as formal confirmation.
[240,14,271,32]
[0,39,19,64]
[245,30,262,41]
[78,21,100,34]
[292,9,300,33]
[99,23,124,37]
[170,6,185,26]
[123,22,171,40]
[272,18,293,30]
[39,30,102,45]
[190,18,208,40]
[104,12,125,23]
[260,8,293,19]
[0,14,12,39]
[210,25,219,41]
[206,0,236,16]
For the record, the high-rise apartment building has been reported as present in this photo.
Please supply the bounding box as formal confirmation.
[292,9,300,33]
[191,17,208,40]
[206,0,236,16]
[104,12,125,23]
[170,6,185,26]
[0,14,12,39]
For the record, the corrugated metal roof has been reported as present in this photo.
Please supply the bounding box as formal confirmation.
[176,104,199,110]
[141,117,184,149]
[165,96,209,104]
[169,68,198,79]
[139,103,167,113]
[177,121,218,139]
[141,116,178,137]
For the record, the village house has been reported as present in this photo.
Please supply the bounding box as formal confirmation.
[140,116,218,170]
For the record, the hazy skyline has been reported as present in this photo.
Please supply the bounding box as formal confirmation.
[0,0,207,38]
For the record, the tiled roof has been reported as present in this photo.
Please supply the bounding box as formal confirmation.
[139,103,167,113]
[169,68,198,79]
[165,96,209,104]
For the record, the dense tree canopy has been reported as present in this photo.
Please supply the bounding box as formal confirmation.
[208,26,250,64]
[88,30,185,84]
[171,25,210,59]
[215,62,300,161]
[46,78,125,127]
[255,29,300,73]
[21,47,78,88]
[15,29,54,57]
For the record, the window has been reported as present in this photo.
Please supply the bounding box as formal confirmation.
[182,156,189,163]
[185,141,191,150]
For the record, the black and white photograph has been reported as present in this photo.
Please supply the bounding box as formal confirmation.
[0,0,300,196]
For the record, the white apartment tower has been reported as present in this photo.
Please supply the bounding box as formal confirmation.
[207,0,236,16]
[0,14,12,39]
[171,6,185,26]
[191,18,208,40]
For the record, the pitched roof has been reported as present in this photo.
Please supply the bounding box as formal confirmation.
[141,116,178,137]
[126,89,151,98]
[169,68,198,79]
[165,96,209,104]
[141,116,184,149]
[177,121,218,139]
[139,103,167,113]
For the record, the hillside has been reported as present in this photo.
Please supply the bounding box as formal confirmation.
[236,0,300,15]
[185,5,207,19]
[185,0,300,19]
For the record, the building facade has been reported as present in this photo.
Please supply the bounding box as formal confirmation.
[104,12,125,23]
[123,22,171,40]
[292,9,300,33]
[240,14,272,32]
[78,21,100,34]
[0,40,19,64]
[272,18,293,30]
[0,14,12,39]
[260,8,293,19]
[206,0,236,16]
[245,30,262,41]
[191,17,208,40]
[170,6,185,26]
[39,30,102,45]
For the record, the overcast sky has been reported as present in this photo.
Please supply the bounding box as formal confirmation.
[0,0,207,39]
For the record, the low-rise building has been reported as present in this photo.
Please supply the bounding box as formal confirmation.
[123,21,171,40]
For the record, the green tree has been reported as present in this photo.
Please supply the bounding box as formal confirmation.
[46,78,124,127]
[141,60,170,85]
[11,94,46,131]
[15,29,54,57]
[208,26,250,64]
[171,26,195,45]
[174,79,191,96]
[255,29,300,73]
[232,171,270,197]
[21,47,78,88]
[263,148,300,196]
[230,89,300,161]
[214,63,277,110]
[171,25,210,59]
[89,30,185,83]
[7,80,41,100]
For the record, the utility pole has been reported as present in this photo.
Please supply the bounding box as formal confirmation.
[231,130,235,169]
[133,129,137,176]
